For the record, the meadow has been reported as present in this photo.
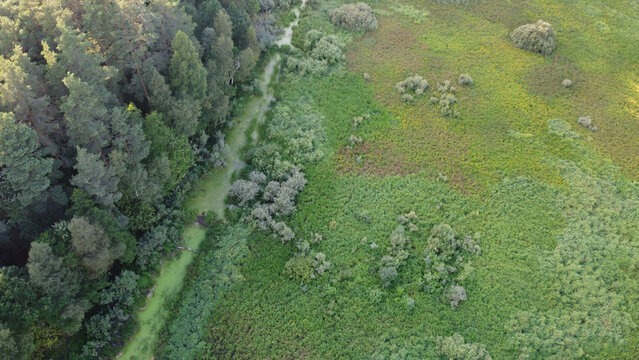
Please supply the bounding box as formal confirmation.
[169,0,639,358]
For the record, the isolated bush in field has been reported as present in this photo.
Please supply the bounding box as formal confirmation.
[395,75,429,94]
[457,74,474,86]
[562,79,572,88]
[511,20,557,55]
[577,116,597,132]
[436,80,456,93]
[433,333,492,360]
[328,3,378,32]
[378,225,411,287]
[363,73,371,82]
[351,114,370,129]
[430,80,460,117]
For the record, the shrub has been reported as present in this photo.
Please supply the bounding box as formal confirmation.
[363,73,371,82]
[562,78,572,88]
[395,75,429,94]
[401,94,415,104]
[286,56,328,76]
[421,224,480,309]
[433,333,492,360]
[379,266,398,287]
[444,284,467,309]
[511,20,557,55]
[310,35,345,64]
[348,135,363,145]
[228,179,260,207]
[577,116,597,132]
[328,3,378,32]
[458,74,474,86]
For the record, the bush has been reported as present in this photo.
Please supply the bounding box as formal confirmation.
[433,333,492,360]
[401,94,415,104]
[562,79,572,88]
[228,179,260,207]
[421,224,480,309]
[577,116,597,132]
[310,35,345,64]
[444,284,467,309]
[457,74,474,86]
[395,75,429,94]
[328,3,378,32]
[379,266,398,287]
[511,20,557,55]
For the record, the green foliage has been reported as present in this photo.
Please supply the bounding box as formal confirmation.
[433,333,492,360]
[511,20,557,55]
[548,118,580,139]
[0,113,53,221]
[68,216,125,279]
[169,31,207,101]
[70,147,122,208]
[388,3,430,24]
[328,3,378,32]
[143,112,195,193]
[159,224,250,360]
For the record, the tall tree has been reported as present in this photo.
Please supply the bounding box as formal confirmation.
[60,74,112,153]
[0,113,54,224]
[27,242,79,300]
[70,147,121,208]
[68,216,124,279]
[169,30,207,101]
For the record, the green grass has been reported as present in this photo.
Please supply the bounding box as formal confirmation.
[171,0,639,358]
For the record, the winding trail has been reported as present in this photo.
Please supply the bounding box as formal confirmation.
[118,2,305,358]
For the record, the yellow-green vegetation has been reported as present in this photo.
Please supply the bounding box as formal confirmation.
[192,0,639,359]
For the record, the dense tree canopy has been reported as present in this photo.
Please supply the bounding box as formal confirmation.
[0,0,289,357]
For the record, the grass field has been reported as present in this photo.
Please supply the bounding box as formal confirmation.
[196,0,639,359]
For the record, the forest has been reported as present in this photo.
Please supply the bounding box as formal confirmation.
[1,0,639,359]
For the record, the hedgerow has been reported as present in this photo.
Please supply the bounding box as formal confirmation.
[328,3,378,32]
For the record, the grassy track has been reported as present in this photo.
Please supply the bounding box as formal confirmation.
[119,56,279,360]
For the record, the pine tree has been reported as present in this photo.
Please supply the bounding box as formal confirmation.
[0,113,54,222]
[70,147,122,208]
[169,30,207,101]
[60,74,112,153]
